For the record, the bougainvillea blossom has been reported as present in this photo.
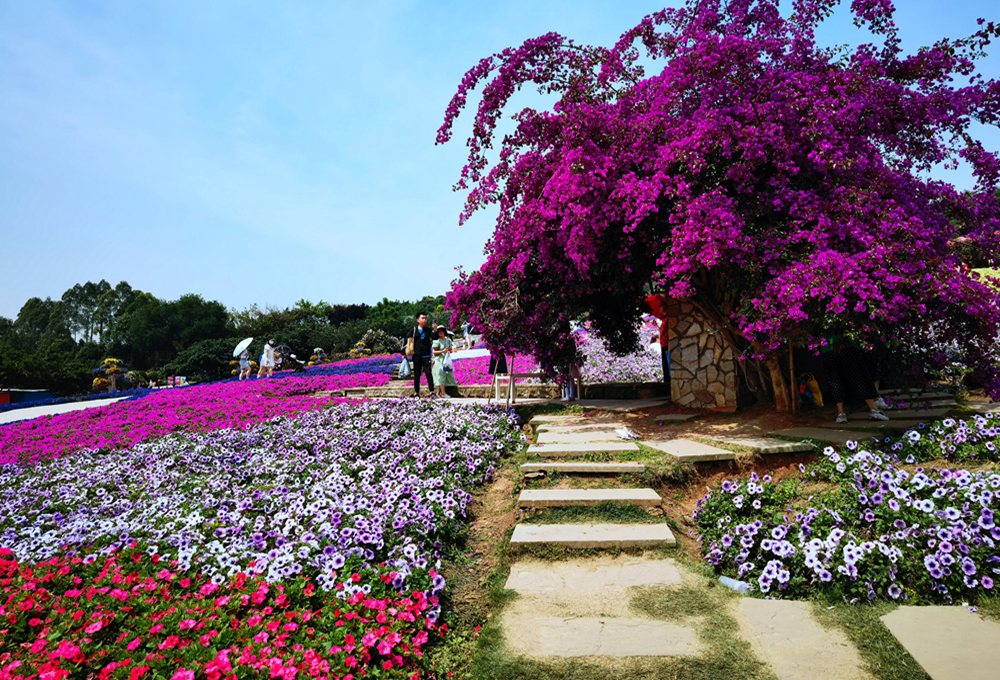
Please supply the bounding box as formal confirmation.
[440,0,1000,399]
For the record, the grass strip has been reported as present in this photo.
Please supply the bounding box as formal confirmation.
[810,601,930,680]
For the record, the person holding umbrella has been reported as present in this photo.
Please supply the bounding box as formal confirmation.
[257,338,276,378]
[233,337,254,381]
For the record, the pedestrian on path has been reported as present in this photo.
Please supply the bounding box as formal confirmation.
[411,314,435,397]
[821,335,889,423]
[238,349,252,381]
[257,339,276,379]
[462,321,474,349]
[432,326,458,398]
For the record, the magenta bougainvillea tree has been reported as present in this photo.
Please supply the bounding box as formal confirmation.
[440,0,1000,403]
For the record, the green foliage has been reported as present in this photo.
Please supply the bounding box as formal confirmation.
[2,285,448,395]
[162,337,246,382]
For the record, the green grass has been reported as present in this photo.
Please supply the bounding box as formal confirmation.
[519,502,663,525]
[810,601,930,680]
[978,596,1000,622]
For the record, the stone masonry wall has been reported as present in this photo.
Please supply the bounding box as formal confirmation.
[666,301,738,409]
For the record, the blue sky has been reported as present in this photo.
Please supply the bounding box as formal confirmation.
[1,0,997,319]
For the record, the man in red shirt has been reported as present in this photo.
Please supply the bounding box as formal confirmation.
[645,294,671,384]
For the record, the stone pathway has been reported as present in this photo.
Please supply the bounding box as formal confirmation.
[969,402,1000,414]
[824,419,928,431]
[701,435,812,454]
[520,461,645,474]
[770,427,877,446]
[535,422,626,433]
[738,600,871,680]
[499,414,881,675]
[848,407,950,420]
[880,606,1000,680]
[500,555,696,658]
[654,413,700,422]
[518,488,662,508]
[571,398,671,412]
[644,439,736,462]
[0,396,128,425]
[510,523,676,548]
[535,430,624,444]
[527,441,640,457]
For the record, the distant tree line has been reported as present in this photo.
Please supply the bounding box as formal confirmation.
[0,280,453,394]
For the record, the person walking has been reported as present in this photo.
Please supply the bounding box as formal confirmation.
[257,338,276,379]
[238,349,252,381]
[462,321,474,350]
[820,334,889,423]
[432,326,458,398]
[411,314,435,397]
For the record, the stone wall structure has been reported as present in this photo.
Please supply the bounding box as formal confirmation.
[665,300,738,410]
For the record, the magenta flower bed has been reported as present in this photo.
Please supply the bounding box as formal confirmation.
[0,373,391,465]
[452,354,540,385]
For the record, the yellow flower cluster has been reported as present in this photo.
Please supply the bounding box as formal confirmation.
[348,342,373,359]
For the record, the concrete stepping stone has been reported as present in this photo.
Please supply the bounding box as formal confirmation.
[505,558,682,592]
[510,523,676,548]
[702,436,812,454]
[529,414,592,424]
[769,427,876,446]
[654,413,700,422]
[535,422,626,433]
[881,606,1000,680]
[825,419,928,431]
[969,403,1000,414]
[520,462,645,474]
[849,407,949,420]
[527,442,640,457]
[575,398,670,412]
[644,439,735,462]
[536,430,623,444]
[881,389,952,399]
[507,617,697,657]
[739,599,869,680]
[518,488,661,508]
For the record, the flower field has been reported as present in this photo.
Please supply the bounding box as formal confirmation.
[696,413,1000,604]
[450,320,662,385]
[0,373,392,465]
[0,398,523,677]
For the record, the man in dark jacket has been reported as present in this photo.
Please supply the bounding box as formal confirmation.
[411,313,435,397]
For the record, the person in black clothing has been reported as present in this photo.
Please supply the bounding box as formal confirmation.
[411,313,435,397]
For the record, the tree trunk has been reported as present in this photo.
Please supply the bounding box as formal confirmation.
[766,358,791,412]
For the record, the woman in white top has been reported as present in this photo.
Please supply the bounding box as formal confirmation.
[257,338,276,378]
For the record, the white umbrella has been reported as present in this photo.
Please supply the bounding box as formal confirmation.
[233,337,254,357]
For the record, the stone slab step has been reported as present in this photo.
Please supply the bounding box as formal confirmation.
[535,422,626,433]
[507,617,696,657]
[969,403,1000,414]
[505,558,681,592]
[520,462,645,474]
[644,439,735,462]
[654,413,700,422]
[849,407,949,420]
[518,488,661,508]
[529,414,591,424]
[740,599,869,680]
[891,400,956,409]
[573,398,670,412]
[881,606,1000,680]
[527,442,640,457]
[770,427,877,446]
[822,419,928,431]
[880,389,952,398]
[536,430,624,444]
[510,522,676,548]
[702,436,812,454]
